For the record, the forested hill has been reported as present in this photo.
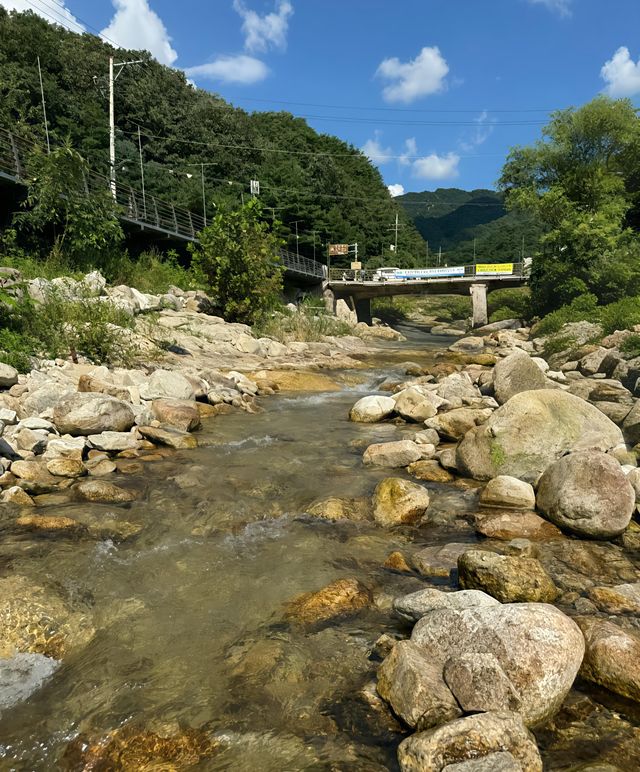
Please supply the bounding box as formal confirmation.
[398,188,544,265]
[0,9,425,265]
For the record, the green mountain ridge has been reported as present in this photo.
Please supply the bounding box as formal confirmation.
[398,188,544,266]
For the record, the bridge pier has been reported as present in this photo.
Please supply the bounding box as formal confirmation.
[470,283,488,327]
[354,297,372,325]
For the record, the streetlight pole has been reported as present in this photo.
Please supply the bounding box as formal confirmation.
[201,163,207,227]
[108,55,144,199]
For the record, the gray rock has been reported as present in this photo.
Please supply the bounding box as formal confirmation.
[436,372,481,407]
[493,350,547,404]
[457,390,624,483]
[579,347,610,376]
[52,393,135,436]
[536,451,635,538]
[349,395,396,423]
[21,382,75,417]
[0,363,18,390]
[443,652,521,713]
[87,431,138,452]
[426,407,493,441]
[449,336,485,354]
[394,387,438,422]
[443,753,523,772]
[621,399,640,445]
[139,369,196,401]
[410,603,584,726]
[480,476,535,510]
[363,440,423,468]
[397,712,542,772]
[376,640,462,730]
[393,588,500,622]
[413,542,471,578]
[458,550,559,603]
[42,435,86,460]
[0,652,59,710]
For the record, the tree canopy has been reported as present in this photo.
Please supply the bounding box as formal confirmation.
[500,96,640,314]
[0,8,426,266]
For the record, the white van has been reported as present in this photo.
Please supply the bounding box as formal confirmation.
[372,267,400,282]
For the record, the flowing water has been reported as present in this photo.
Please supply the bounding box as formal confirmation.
[0,325,638,770]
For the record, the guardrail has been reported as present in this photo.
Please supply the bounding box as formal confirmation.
[279,249,327,279]
[328,263,526,283]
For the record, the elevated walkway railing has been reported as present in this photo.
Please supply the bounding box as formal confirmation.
[328,262,527,283]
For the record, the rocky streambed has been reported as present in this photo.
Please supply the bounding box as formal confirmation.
[0,295,640,769]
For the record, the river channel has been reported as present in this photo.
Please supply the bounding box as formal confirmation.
[0,325,638,770]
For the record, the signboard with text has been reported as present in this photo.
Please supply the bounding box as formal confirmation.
[475,263,514,275]
[351,261,362,270]
[329,243,349,256]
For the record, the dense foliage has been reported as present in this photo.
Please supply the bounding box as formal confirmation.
[0,8,425,266]
[189,200,283,324]
[500,97,640,315]
[397,188,544,266]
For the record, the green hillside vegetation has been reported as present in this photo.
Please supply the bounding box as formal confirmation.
[398,188,544,266]
[0,8,425,267]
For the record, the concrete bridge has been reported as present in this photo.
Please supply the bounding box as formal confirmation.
[324,266,528,327]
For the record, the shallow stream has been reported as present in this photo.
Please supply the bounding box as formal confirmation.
[0,325,638,770]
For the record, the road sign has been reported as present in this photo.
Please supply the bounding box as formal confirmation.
[329,243,349,256]
[250,179,260,196]
[351,261,362,270]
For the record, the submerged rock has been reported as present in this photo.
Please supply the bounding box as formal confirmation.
[536,451,634,538]
[457,390,624,483]
[305,496,371,522]
[474,511,562,541]
[284,577,371,625]
[397,712,542,772]
[407,459,454,483]
[74,480,136,503]
[372,477,430,527]
[458,550,559,603]
[0,652,59,710]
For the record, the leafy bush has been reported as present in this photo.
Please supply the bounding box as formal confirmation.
[103,249,205,294]
[620,333,640,358]
[532,294,600,336]
[189,201,283,324]
[599,297,640,335]
[487,287,531,322]
[543,334,577,359]
[0,329,38,372]
[371,297,413,322]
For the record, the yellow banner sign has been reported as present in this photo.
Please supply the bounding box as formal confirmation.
[476,263,513,275]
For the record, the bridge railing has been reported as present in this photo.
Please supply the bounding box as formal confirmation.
[328,262,526,283]
[279,249,327,279]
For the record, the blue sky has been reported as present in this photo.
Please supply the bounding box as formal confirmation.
[4,0,640,194]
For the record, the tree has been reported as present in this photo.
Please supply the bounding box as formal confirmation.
[189,200,283,324]
[499,97,640,314]
[15,141,123,268]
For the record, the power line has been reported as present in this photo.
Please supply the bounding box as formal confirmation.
[24,0,122,50]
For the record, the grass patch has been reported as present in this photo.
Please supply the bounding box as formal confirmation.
[255,304,353,343]
[542,334,577,360]
[620,333,640,358]
[489,440,507,468]
[487,287,531,323]
[371,297,413,323]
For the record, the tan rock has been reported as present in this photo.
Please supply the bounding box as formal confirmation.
[0,486,35,506]
[75,480,136,503]
[77,373,133,402]
[458,550,559,603]
[137,426,198,449]
[474,511,562,541]
[151,398,201,432]
[588,583,640,614]
[306,496,371,522]
[46,458,86,478]
[480,476,535,510]
[15,514,86,534]
[285,577,371,624]
[363,440,423,467]
[383,551,414,573]
[372,477,430,527]
[407,459,455,483]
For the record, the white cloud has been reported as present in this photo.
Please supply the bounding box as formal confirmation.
[101,0,177,65]
[412,152,460,180]
[233,0,293,53]
[361,132,394,164]
[527,0,572,16]
[185,55,268,85]
[601,46,640,97]
[388,184,405,197]
[376,46,449,104]
[0,0,84,33]
[460,110,494,152]
[399,137,417,166]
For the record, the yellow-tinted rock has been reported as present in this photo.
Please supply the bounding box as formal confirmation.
[16,514,86,534]
[285,577,371,624]
[251,369,341,392]
[137,425,198,449]
[383,551,414,573]
[306,496,371,522]
[372,477,430,527]
[75,480,136,503]
[0,486,35,506]
[407,460,455,483]
[46,458,86,478]
[151,398,201,432]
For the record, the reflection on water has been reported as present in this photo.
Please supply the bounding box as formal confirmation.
[0,327,636,769]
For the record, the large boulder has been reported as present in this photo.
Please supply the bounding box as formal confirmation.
[139,370,196,401]
[575,617,640,703]
[393,387,439,422]
[479,476,535,510]
[372,477,430,527]
[397,712,542,772]
[363,440,424,467]
[393,588,500,623]
[456,390,624,483]
[52,393,135,436]
[536,451,634,538]
[493,350,547,405]
[349,395,396,423]
[409,602,584,726]
[458,550,559,603]
[150,398,201,432]
[0,362,18,389]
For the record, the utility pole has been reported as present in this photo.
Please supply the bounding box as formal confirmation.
[108,56,144,199]
[521,234,525,262]
[394,212,399,257]
[137,126,146,219]
[426,240,429,267]
[438,245,442,267]
[473,237,477,263]
[312,230,316,260]
[201,163,207,226]
[37,56,50,154]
